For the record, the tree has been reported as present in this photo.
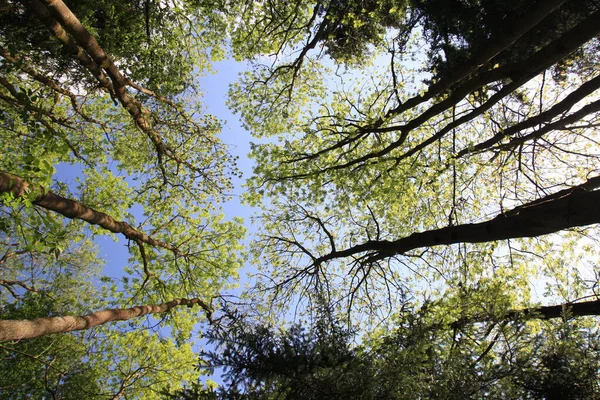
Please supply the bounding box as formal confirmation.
[0,0,244,396]
[0,292,105,398]
[176,0,600,395]
[168,305,377,400]
[169,298,600,399]
[3,0,600,396]
[229,0,600,323]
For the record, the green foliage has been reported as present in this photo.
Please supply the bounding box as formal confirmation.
[234,0,600,320]
[191,308,377,399]
[186,303,600,399]
[2,0,600,397]
[0,0,226,95]
[224,0,600,397]
[0,0,246,397]
[517,327,600,399]
[320,0,408,62]
[0,280,105,397]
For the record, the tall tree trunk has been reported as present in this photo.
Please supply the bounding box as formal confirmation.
[29,0,198,178]
[26,0,113,92]
[37,0,171,166]
[0,298,210,342]
[317,176,600,264]
[0,171,181,255]
[383,0,567,119]
[451,299,600,329]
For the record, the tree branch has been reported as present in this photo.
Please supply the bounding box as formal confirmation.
[314,176,600,265]
[451,298,600,330]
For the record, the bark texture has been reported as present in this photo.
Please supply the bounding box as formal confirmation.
[0,171,181,254]
[27,0,113,91]
[39,0,166,157]
[0,298,210,342]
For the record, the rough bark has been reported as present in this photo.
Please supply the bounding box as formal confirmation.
[316,176,600,265]
[0,171,181,255]
[39,0,160,145]
[0,298,210,342]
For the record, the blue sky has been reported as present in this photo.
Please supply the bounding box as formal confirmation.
[200,59,255,224]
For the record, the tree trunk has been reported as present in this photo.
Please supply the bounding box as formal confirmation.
[383,0,567,119]
[39,0,158,141]
[0,298,210,342]
[317,176,600,264]
[0,171,181,255]
[451,299,600,329]
[27,0,113,91]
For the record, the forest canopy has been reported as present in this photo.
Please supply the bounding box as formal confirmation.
[1,0,600,398]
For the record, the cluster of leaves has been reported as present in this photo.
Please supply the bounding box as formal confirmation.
[317,0,408,62]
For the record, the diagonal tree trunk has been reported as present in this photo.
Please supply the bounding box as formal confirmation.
[0,171,182,255]
[316,176,600,265]
[458,74,600,157]
[26,0,113,93]
[37,0,172,167]
[381,0,567,120]
[451,298,600,330]
[283,8,600,179]
[25,0,208,181]
[0,297,211,342]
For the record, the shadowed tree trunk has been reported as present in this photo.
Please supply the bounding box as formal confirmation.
[316,176,600,265]
[451,298,600,329]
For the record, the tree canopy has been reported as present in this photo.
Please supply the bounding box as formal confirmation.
[0,0,243,396]
[223,0,600,396]
[2,0,600,397]
[236,0,600,320]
